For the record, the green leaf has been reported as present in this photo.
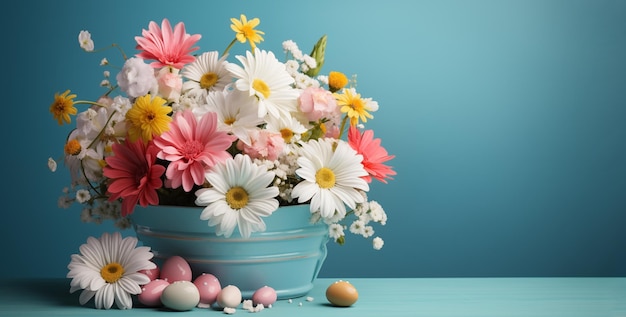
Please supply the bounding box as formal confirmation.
[305,35,327,77]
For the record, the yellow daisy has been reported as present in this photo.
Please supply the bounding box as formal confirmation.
[334,88,379,126]
[125,94,172,143]
[230,14,265,51]
[50,90,78,125]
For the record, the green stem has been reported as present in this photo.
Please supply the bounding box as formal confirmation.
[88,43,128,60]
[337,115,349,140]
[222,38,238,56]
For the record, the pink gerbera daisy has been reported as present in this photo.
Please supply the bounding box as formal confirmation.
[348,126,396,184]
[135,18,202,69]
[103,138,165,217]
[153,110,237,192]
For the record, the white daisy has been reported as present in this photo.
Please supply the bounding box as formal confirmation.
[291,138,369,218]
[264,113,307,146]
[195,154,280,238]
[198,90,263,145]
[226,48,300,120]
[181,51,233,97]
[66,232,156,310]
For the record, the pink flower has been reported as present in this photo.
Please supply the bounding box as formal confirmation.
[135,19,202,69]
[153,110,237,192]
[103,138,165,217]
[156,67,183,101]
[237,129,284,161]
[348,126,396,183]
[298,86,339,122]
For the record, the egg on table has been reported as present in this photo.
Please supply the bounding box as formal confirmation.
[326,280,358,307]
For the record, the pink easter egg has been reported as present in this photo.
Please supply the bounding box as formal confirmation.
[160,256,192,282]
[139,264,160,281]
[138,279,170,307]
[193,273,222,308]
[252,286,277,306]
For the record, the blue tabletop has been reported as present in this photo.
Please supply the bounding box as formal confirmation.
[1,277,625,316]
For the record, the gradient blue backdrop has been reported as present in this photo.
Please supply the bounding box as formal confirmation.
[3,0,625,278]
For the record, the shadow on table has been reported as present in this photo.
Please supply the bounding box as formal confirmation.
[3,278,81,307]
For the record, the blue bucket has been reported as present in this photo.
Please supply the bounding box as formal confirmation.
[130,204,329,299]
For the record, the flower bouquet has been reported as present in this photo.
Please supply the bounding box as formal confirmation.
[49,14,396,309]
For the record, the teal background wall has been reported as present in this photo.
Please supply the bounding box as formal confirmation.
[3,0,625,278]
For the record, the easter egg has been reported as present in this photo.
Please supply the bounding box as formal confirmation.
[138,279,169,307]
[217,285,242,309]
[193,273,221,308]
[139,264,160,281]
[160,256,192,282]
[252,286,277,306]
[160,280,200,311]
[326,280,358,307]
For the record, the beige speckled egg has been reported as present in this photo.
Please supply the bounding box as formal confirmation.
[326,280,358,307]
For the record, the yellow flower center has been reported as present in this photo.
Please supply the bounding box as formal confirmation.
[224,117,236,126]
[200,72,218,90]
[350,98,365,112]
[225,186,249,210]
[252,79,270,99]
[280,128,294,143]
[242,25,256,39]
[315,167,336,189]
[100,262,125,283]
[64,139,82,156]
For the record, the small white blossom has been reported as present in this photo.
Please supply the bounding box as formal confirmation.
[373,236,384,250]
[363,226,374,238]
[369,200,387,225]
[317,75,329,85]
[302,55,317,69]
[75,189,91,203]
[57,195,72,208]
[282,40,298,53]
[103,70,110,77]
[100,79,110,87]
[100,58,108,66]
[328,223,344,241]
[350,220,366,236]
[78,30,94,52]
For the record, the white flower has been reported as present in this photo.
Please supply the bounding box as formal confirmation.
[75,189,91,203]
[78,30,94,52]
[199,90,263,145]
[100,58,108,66]
[291,138,369,218]
[368,200,387,225]
[195,154,280,238]
[264,113,307,146]
[182,51,233,97]
[363,226,374,238]
[48,157,57,172]
[349,220,366,236]
[66,232,156,309]
[328,223,344,241]
[227,48,300,120]
[116,57,157,98]
[372,237,384,250]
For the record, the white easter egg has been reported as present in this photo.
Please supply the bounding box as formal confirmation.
[160,280,200,311]
[217,285,242,309]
